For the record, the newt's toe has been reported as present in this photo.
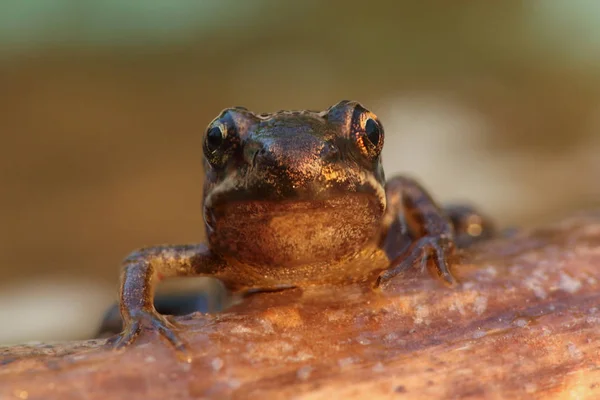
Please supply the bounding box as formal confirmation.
[108,309,191,362]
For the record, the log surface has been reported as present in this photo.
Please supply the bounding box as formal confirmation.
[1,211,600,400]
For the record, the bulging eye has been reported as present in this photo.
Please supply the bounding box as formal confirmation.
[205,125,225,153]
[351,104,384,158]
[364,118,381,147]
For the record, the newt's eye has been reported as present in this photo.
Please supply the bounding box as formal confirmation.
[205,125,225,154]
[351,104,384,159]
[364,118,381,147]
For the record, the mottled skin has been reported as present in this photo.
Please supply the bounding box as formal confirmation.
[106,100,493,358]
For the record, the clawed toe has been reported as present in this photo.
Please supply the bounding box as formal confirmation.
[376,235,458,288]
[107,310,191,362]
[107,321,140,349]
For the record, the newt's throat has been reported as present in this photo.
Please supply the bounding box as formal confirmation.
[206,194,384,267]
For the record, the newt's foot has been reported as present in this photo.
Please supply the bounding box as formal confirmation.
[106,310,191,363]
[375,235,458,288]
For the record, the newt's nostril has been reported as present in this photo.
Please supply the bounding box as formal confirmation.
[254,147,277,168]
[321,143,340,162]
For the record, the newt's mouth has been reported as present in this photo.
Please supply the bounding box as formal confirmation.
[204,191,384,231]
[204,168,386,214]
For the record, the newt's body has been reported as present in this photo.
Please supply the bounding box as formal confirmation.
[105,101,493,357]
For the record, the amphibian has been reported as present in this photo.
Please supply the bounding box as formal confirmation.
[106,100,492,357]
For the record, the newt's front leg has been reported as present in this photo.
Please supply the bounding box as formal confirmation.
[108,243,224,359]
[376,176,461,287]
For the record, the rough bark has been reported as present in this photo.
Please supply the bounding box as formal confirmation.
[1,211,600,400]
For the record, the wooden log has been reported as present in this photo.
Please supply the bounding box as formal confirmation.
[1,211,600,399]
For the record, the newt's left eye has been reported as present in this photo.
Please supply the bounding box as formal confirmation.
[351,105,384,159]
[364,118,381,147]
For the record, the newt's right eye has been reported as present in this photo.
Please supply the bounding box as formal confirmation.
[205,125,225,154]
[203,119,234,167]
[204,108,253,167]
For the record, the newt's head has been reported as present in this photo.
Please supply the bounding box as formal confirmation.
[201,101,387,267]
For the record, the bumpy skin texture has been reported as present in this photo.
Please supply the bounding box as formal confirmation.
[105,101,493,356]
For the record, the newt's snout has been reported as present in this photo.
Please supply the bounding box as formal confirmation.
[248,134,332,184]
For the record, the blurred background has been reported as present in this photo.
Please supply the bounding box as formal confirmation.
[0,0,599,345]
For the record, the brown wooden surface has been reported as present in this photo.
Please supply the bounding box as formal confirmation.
[1,211,600,399]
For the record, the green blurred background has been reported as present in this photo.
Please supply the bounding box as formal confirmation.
[1,0,599,344]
